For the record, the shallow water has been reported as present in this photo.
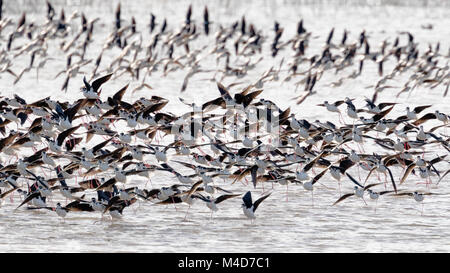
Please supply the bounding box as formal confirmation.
[0,0,449,252]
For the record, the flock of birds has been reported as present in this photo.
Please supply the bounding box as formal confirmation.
[0,2,449,223]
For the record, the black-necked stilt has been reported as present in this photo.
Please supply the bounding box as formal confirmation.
[197,193,241,220]
[301,168,328,207]
[367,189,395,213]
[241,191,271,223]
[55,202,68,219]
[81,73,112,99]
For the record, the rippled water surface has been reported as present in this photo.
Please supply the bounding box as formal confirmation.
[0,0,449,252]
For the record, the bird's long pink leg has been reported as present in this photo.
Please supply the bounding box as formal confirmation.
[357,165,361,181]
[361,197,367,206]
[197,147,207,156]
[183,205,191,221]
[171,197,178,211]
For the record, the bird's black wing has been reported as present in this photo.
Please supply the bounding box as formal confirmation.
[16,191,41,209]
[242,191,252,209]
[215,193,241,204]
[346,173,364,188]
[91,73,113,93]
[332,193,354,206]
[57,125,81,146]
[386,166,397,193]
[217,82,233,102]
[311,168,328,185]
[253,192,271,212]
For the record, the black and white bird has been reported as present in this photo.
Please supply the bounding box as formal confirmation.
[241,191,271,222]
[81,73,112,99]
[197,193,241,219]
[55,202,69,219]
